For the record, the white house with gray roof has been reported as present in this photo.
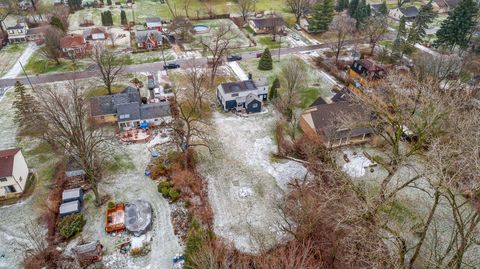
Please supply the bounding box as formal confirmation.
[217,78,268,113]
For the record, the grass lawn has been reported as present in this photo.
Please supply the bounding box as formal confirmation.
[188,19,252,49]
[0,43,27,77]
[86,84,127,97]
[257,36,282,49]
[24,53,90,75]
[125,49,175,64]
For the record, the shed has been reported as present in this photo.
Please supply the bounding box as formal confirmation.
[62,188,84,203]
[72,241,103,266]
[59,200,82,217]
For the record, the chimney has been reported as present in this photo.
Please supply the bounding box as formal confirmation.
[248,73,252,80]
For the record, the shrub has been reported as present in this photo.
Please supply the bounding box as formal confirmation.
[168,188,180,202]
[58,213,86,239]
[107,201,115,209]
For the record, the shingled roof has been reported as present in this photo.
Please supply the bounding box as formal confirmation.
[250,17,285,29]
[0,148,21,177]
[60,34,87,49]
[90,86,141,117]
[140,102,171,120]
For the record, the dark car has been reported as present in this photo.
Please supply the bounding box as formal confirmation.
[164,63,180,69]
[227,54,242,61]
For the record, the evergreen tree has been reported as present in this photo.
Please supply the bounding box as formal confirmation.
[258,48,273,70]
[407,2,436,44]
[434,0,479,51]
[107,0,112,5]
[308,0,335,33]
[269,77,280,100]
[120,10,127,25]
[13,81,35,129]
[102,11,113,26]
[348,0,359,17]
[352,0,370,27]
[379,1,388,15]
[50,16,65,32]
[336,0,348,12]
[398,16,407,38]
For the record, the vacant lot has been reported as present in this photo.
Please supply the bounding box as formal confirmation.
[198,111,308,253]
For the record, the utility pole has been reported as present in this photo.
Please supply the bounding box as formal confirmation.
[160,35,168,75]
[278,34,281,61]
[19,61,34,91]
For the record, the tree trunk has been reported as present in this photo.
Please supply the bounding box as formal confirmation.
[106,81,112,95]
[370,42,376,55]
[408,190,440,268]
[0,22,5,33]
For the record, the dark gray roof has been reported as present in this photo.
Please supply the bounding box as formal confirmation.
[310,97,328,107]
[245,93,261,106]
[135,29,162,43]
[90,87,140,117]
[59,200,81,215]
[62,188,82,201]
[7,23,26,30]
[250,17,285,28]
[221,80,257,94]
[145,16,161,23]
[399,6,419,17]
[117,102,141,122]
[140,102,171,120]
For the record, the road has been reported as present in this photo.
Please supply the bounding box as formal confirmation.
[0,43,339,88]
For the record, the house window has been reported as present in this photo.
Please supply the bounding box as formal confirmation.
[252,103,258,108]
[19,177,23,182]
[5,185,16,193]
[8,30,14,34]
[0,177,7,182]
[18,29,23,33]
[119,114,130,119]
[147,43,152,49]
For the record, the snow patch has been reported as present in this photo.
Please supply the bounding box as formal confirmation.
[342,151,374,178]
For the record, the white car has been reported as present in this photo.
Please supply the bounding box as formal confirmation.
[291,34,301,41]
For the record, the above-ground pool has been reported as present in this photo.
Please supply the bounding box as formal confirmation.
[192,24,210,34]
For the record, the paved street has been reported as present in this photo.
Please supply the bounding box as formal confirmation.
[0,43,336,88]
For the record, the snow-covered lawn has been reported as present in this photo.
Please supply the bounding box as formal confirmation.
[227,61,248,80]
[2,43,38,79]
[81,143,182,269]
[198,110,308,253]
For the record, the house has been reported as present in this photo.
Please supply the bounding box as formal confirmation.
[145,17,162,31]
[26,26,47,42]
[370,3,387,15]
[83,27,108,41]
[248,16,286,34]
[299,100,373,148]
[6,23,28,43]
[433,0,459,13]
[135,29,162,50]
[0,148,29,198]
[90,86,171,130]
[348,59,390,87]
[60,34,91,58]
[217,78,268,113]
[390,6,419,21]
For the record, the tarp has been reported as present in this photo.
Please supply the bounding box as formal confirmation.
[125,200,153,236]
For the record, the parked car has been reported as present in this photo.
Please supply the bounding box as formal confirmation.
[153,87,162,98]
[294,24,301,31]
[256,52,263,58]
[227,54,242,61]
[147,76,156,90]
[291,34,300,41]
[164,63,180,69]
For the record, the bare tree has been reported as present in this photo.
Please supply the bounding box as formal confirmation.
[413,52,464,91]
[275,57,308,121]
[38,26,64,65]
[197,23,237,85]
[107,29,121,48]
[362,16,389,55]
[170,59,212,164]
[286,0,313,24]
[169,16,192,41]
[91,44,125,95]
[238,0,254,21]
[329,14,356,63]
[35,81,110,206]
[183,0,192,18]
[165,0,178,17]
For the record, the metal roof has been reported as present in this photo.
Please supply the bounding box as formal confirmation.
[59,200,80,215]
[62,188,82,201]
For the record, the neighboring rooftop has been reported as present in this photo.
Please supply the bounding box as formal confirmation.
[6,23,26,30]
[135,29,162,43]
[60,34,86,48]
[90,87,141,117]
[250,17,286,28]
[0,148,20,177]
[398,6,419,18]
[140,102,171,120]
[145,16,162,23]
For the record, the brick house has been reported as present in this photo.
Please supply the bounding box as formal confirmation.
[135,29,162,50]
[60,34,91,58]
